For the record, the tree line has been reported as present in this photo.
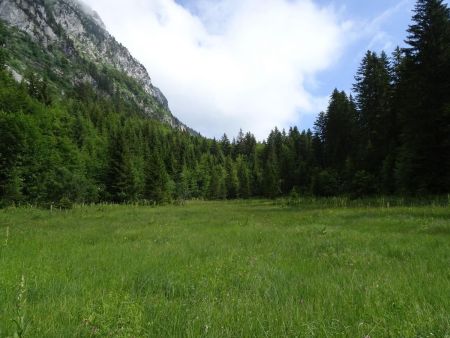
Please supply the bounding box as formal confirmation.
[0,0,449,206]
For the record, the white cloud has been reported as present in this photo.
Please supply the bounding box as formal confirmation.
[83,0,351,139]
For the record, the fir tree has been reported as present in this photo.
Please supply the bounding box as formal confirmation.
[353,51,393,183]
[208,164,226,200]
[225,155,239,198]
[236,155,251,198]
[322,89,357,172]
[0,112,25,202]
[144,146,169,204]
[262,147,280,198]
[220,134,231,157]
[176,165,191,200]
[105,130,135,203]
[397,0,450,193]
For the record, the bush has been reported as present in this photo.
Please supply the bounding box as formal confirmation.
[351,170,376,198]
[285,188,301,206]
[55,196,73,210]
[312,170,339,197]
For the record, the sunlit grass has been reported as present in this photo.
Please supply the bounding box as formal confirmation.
[0,200,449,337]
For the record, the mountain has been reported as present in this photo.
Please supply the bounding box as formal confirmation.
[0,0,190,131]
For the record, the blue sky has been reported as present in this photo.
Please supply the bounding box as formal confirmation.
[299,0,418,129]
[85,0,449,139]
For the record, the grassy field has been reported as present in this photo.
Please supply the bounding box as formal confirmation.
[0,200,449,337]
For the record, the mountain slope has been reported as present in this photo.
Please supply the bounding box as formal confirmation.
[0,0,189,130]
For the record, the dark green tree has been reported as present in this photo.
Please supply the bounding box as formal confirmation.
[144,147,169,204]
[208,164,226,200]
[396,0,450,193]
[225,155,239,198]
[262,146,280,198]
[322,89,357,172]
[105,130,136,202]
[353,51,393,180]
[0,112,26,202]
[236,155,251,198]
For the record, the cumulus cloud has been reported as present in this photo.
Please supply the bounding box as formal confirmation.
[83,0,352,139]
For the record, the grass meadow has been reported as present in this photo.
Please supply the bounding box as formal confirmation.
[0,200,449,337]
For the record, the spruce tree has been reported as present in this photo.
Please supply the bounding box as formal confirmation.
[144,146,169,204]
[313,111,326,169]
[353,51,393,184]
[0,112,25,202]
[397,0,450,193]
[236,155,251,198]
[176,165,191,200]
[225,155,239,198]
[105,130,135,203]
[262,147,280,198]
[220,134,231,157]
[208,164,226,200]
[322,89,357,172]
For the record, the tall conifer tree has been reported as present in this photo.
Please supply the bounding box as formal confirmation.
[397,0,450,193]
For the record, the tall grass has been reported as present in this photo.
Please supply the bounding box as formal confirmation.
[0,200,449,337]
[277,195,450,209]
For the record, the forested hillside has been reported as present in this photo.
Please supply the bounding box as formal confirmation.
[0,0,449,207]
[0,0,189,129]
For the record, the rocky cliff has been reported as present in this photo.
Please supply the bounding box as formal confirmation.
[0,0,188,130]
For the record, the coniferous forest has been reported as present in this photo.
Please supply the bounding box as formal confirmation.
[0,0,449,207]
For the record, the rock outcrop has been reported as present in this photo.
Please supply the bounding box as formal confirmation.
[0,0,189,130]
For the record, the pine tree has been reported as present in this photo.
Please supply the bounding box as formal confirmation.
[144,146,169,204]
[262,146,280,198]
[225,155,239,198]
[313,111,326,169]
[105,130,136,203]
[0,112,25,202]
[208,164,226,200]
[220,134,231,157]
[397,0,450,193]
[176,165,191,200]
[236,155,251,198]
[196,154,212,198]
[353,51,393,184]
[322,89,357,172]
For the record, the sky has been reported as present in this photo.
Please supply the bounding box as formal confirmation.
[82,0,446,140]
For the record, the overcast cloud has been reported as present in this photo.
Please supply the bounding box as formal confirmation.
[83,0,352,139]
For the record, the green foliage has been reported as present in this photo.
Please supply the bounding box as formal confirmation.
[11,275,28,338]
[0,0,449,205]
[396,0,450,193]
[175,165,191,201]
[350,170,376,198]
[0,111,27,202]
[236,155,251,198]
[262,150,280,199]
[24,71,52,105]
[105,130,136,203]
[55,196,74,210]
[320,89,357,171]
[224,155,239,198]
[312,170,339,197]
[144,148,169,204]
[353,51,393,175]
[208,164,226,200]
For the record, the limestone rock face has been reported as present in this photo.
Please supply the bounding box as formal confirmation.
[0,0,189,130]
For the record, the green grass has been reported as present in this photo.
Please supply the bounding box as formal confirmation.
[0,200,449,337]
